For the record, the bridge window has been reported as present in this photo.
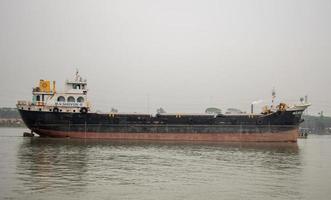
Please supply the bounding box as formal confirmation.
[67,96,75,102]
[77,97,84,103]
[73,84,81,90]
[57,96,65,102]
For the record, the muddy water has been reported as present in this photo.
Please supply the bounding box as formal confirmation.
[1,128,330,200]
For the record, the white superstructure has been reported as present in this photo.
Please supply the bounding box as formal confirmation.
[17,71,90,113]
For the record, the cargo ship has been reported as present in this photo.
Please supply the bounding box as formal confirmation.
[17,71,310,142]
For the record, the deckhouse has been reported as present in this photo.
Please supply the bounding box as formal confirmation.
[17,71,90,113]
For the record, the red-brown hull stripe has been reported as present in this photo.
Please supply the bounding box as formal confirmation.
[33,129,299,142]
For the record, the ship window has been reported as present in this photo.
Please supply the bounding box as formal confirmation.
[57,96,65,102]
[77,97,84,103]
[67,96,75,102]
[74,84,81,90]
[36,95,40,101]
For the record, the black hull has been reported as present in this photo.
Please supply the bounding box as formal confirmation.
[18,109,303,142]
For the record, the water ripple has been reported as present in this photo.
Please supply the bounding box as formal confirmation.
[1,128,331,200]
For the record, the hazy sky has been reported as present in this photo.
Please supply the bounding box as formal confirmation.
[0,0,330,115]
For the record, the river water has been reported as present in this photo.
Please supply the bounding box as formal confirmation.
[0,128,330,200]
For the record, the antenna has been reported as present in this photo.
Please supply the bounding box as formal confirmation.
[146,94,150,114]
[271,87,276,109]
[75,68,79,81]
[304,95,309,115]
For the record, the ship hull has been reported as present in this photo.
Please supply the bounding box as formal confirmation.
[18,109,301,142]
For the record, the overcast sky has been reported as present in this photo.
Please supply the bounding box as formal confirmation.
[0,0,330,115]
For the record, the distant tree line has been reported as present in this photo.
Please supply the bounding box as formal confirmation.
[0,108,24,127]
[0,107,20,119]
[301,115,331,134]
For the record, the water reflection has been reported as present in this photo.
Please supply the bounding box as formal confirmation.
[15,138,303,199]
[16,138,89,193]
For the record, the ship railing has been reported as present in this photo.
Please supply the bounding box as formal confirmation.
[17,101,32,106]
